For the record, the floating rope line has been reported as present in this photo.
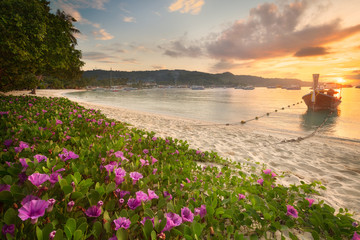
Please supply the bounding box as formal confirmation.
[275,110,334,144]
[192,101,303,127]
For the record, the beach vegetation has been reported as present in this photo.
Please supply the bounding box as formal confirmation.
[0,0,84,93]
[0,95,358,239]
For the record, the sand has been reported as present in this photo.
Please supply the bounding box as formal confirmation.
[5,89,360,220]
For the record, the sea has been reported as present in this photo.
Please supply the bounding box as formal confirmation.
[66,87,360,142]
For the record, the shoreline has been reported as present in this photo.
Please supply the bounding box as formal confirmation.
[4,89,360,220]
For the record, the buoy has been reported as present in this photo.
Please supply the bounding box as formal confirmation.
[275,110,278,112]
[226,123,229,126]
[266,113,270,116]
[282,107,284,110]
[241,120,246,124]
[255,117,258,120]
[288,105,290,107]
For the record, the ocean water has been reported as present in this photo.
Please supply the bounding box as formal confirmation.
[66,87,360,141]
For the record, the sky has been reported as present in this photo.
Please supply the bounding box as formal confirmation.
[50,0,360,83]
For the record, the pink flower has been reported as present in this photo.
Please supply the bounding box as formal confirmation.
[263,169,271,174]
[163,191,172,200]
[28,173,50,187]
[34,154,47,163]
[85,206,101,217]
[55,119,63,125]
[257,179,264,186]
[136,191,149,202]
[127,198,141,210]
[271,172,277,178]
[140,217,154,226]
[114,217,131,230]
[148,189,159,200]
[151,156,158,164]
[129,172,143,184]
[353,232,360,240]
[181,207,194,222]
[114,151,124,158]
[238,194,246,200]
[18,200,49,224]
[140,159,149,167]
[194,205,207,218]
[286,205,298,218]
[163,212,182,232]
[152,168,157,175]
[143,149,149,154]
[305,198,315,207]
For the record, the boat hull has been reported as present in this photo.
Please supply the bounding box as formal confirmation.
[302,92,341,111]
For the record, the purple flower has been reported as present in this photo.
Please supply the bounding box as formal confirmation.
[19,158,28,169]
[58,148,79,161]
[352,222,359,227]
[181,207,194,222]
[28,173,50,187]
[129,172,143,184]
[286,205,298,218]
[49,230,56,240]
[257,178,264,186]
[127,198,141,210]
[3,139,13,147]
[148,189,159,200]
[141,217,155,226]
[2,224,15,236]
[67,201,75,212]
[114,151,124,158]
[49,173,62,184]
[238,194,246,200]
[114,217,131,230]
[136,191,149,202]
[34,154,48,163]
[19,141,29,149]
[271,172,277,178]
[163,212,182,232]
[18,200,49,224]
[55,119,63,125]
[151,156,158,164]
[196,150,202,155]
[0,184,11,192]
[353,232,360,240]
[21,195,40,205]
[104,163,118,174]
[115,168,126,177]
[263,169,271,174]
[140,159,149,167]
[47,199,56,212]
[97,201,103,207]
[119,190,130,198]
[194,205,207,218]
[163,191,173,200]
[305,198,315,207]
[143,149,149,154]
[85,205,102,217]
[152,168,158,175]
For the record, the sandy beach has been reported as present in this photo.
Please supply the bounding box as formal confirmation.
[5,89,360,220]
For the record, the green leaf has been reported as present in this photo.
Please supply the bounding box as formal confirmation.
[73,230,82,240]
[63,185,73,195]
[42,223,53,240]
[144,208,154,218]
[54,229,64,240]
[36,226,43,240]
[151,230,157,240]
[66,218,76,234]
[64,226,72,239]
[77,222,88,233]
[71,192,84,200]
[106,182,116,194]
[143,219,153,239]
[130,214,139,226]
[3,175,12,185]
[116,228,128,240]
[92,221,102,238]
[250,234,259,240]
[0,190,13,201]
[4,208,17,225]
[192,222,203,238]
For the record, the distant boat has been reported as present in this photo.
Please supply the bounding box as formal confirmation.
[123,87,138,91]
[355,85,360,89]
[191,85,205,90]
[302,74,342,111]
[266,86,277,89]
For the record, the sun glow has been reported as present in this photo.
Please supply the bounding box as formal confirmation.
[336,77,346,83]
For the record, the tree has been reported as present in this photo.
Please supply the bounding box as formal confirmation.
[0,0,84,93]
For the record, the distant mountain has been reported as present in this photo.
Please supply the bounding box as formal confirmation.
[82,69,311,87]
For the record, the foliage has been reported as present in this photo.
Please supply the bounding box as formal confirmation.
[0,0,84,92]
[0,95,358,239]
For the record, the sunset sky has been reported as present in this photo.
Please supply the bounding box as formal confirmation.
[51,0,360,83]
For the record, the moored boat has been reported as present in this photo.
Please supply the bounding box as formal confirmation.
[191,85,205,90]
[302,74,342,111]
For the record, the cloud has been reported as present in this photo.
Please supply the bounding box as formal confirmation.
[210,59,242,72]
[206,0,360,60]
[92,29,114,40]
[160,35,203,57]
[122,58,139,64]
[345,70,360,80]
[294,46,329,57]
[123,16,136,23]
[168,0,205,15]
[82,52,116,63]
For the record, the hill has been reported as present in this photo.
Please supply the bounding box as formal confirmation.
[82,69,311,87]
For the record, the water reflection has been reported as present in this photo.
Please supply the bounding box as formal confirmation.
[300,109,340,133]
